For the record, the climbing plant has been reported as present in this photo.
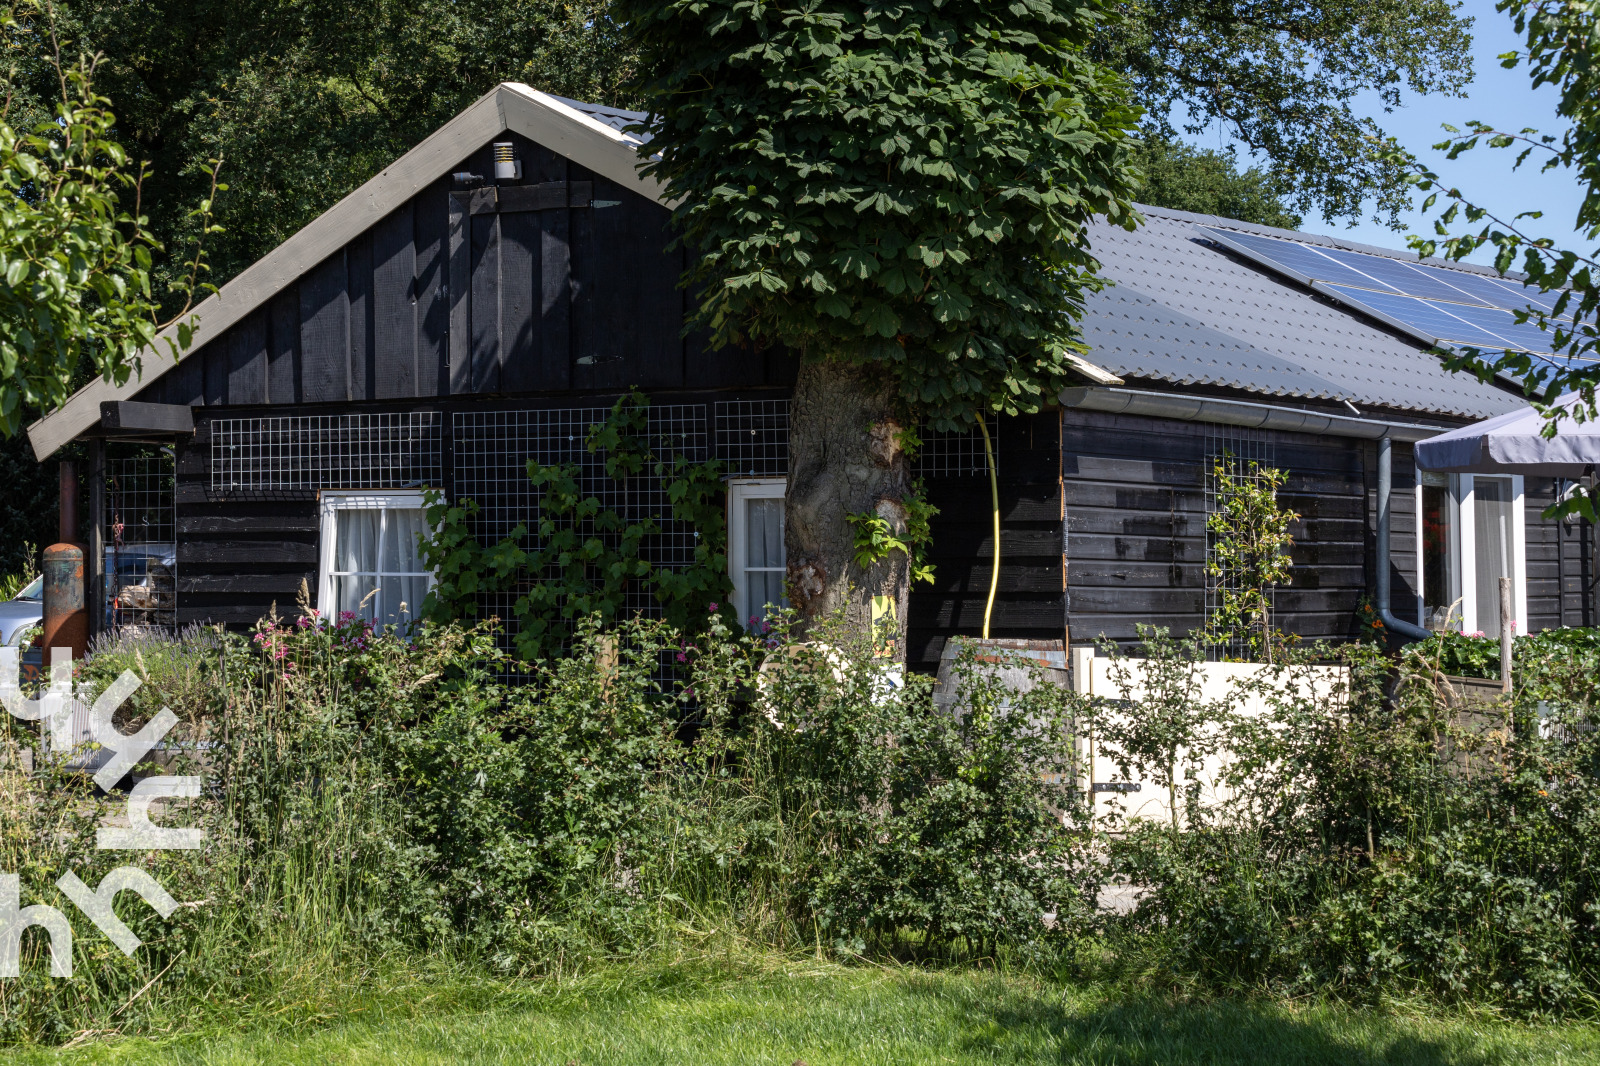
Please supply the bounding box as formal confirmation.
[846,480,938,586]
[1204,457,1299,662]
[419,393,733,661]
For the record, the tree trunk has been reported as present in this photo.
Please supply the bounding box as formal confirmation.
[785,357,912,661]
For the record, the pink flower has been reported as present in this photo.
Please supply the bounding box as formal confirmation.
[707,602,719,612]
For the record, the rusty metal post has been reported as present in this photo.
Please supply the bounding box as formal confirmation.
[41,462,87,659]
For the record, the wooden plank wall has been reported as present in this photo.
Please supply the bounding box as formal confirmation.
[1061,409,1409,647]
[173,417,319,628]
[907,411,1065,673]
[136,129,798,410]
[1526,478,1596,630]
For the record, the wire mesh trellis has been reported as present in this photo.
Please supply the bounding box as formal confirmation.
[916,415,998,478]
[1203,425,1278,660]
[210,412,443,495]
[709,398,994,477]
[714,399,789,477]
[104,448,177,633]
[453,405,710,670]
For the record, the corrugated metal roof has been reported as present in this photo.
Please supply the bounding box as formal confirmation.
[1084,206,1529,420]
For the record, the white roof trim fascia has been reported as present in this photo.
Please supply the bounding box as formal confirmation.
[27,83,665,461]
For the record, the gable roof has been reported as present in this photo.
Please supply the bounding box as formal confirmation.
[1082,205,1527,421]
[26,83,670,460]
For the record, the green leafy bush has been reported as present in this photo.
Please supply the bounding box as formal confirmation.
[1092,634,1600,1013]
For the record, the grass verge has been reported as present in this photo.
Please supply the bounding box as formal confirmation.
[6,953,1600,1065]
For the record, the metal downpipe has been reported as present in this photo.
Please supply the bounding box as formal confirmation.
[1376,436,1430,642]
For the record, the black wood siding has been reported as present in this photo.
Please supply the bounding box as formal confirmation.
[174,418,319,627]
[907,411,1065,672]
[1062,409,1418,646]
[137,130,798,410]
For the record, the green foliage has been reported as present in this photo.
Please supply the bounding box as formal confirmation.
[1407,627,1600,706]
[618,0,1143,429]
[0,5,217,435]
[0,542,36,600]
[6,1,640,298]
[1204,458,1299,660]
[0,606,1086,1044]
[419,392,733,661]
[1129,136,1302,229]
[1100,0,1474,224]
[1087,633,1600,1013]
[845,481,937,585]
[1092,627,1228,832]
[1394,3,1600,521]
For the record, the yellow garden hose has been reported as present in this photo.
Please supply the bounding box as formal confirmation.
[978,418,999,640]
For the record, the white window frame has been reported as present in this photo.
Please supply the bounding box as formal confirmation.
[1414,473,1526,634]
[317,490,433,625]
[726,477,787,629]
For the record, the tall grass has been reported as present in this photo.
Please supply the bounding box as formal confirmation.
[5,612,1600,1046]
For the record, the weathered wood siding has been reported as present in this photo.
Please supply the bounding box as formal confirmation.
[1061,409,1420,647]
[908,411,1066,672]
[1526,478,1597,630]
[136,130,797,410]
[174,417,319,627]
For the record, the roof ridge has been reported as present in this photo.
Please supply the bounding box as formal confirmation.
[1133,201,1535,283]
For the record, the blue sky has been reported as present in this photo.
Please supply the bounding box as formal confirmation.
[1185,0,1586,263]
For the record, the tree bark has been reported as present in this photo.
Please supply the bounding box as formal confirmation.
[784,357,912,661]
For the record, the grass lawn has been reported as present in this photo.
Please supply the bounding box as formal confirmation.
[6,957,1600,1065]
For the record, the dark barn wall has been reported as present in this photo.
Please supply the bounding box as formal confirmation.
[174,417,319,628]
[908,411,1066,672]
[1527,478,1597,631]
[1061,409,1416,647]
[137,129,798,411]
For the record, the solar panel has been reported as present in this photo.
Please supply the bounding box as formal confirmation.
[1198,226,1571,360]
[1320,285,1517,349]
[1208,230,1403,292]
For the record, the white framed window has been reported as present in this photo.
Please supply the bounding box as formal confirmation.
[727,478,788,630]
[1415,472,1527,637]
[318,491,432,628]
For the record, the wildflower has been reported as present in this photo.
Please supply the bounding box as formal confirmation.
[707,602,719,612]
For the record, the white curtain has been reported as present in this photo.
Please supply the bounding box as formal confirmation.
[745,497,787,625]
[1473,478,1515,637]
[331,505,428,627]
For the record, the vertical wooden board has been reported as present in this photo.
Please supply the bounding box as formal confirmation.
[267,289,299,404]
[372,203,416,400]
[347,235,374,401]
[299,252,349,403]
[165,351,205,408]
[567,165,606,388]
[447,191,471,395]
[414,180,449,396]
[627,196,686,387]
[202,341,228,406]
[538,157,572,390]
[497,209,540,392]
[226,310,268,405]
[469,211,501,393]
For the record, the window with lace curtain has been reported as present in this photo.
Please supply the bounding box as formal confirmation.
[317,492,432,628]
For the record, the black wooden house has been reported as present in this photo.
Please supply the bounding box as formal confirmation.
[27,84,1596,666]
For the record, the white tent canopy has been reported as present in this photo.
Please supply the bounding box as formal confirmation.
[1414,394,1600,477]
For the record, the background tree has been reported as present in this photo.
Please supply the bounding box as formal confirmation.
[0,5,213,437]
[1131,138,1301,229]
[3,0,641,295]
[1099,0,1475,225]
[1399,0,1600,520]
[614,0,1142,652]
